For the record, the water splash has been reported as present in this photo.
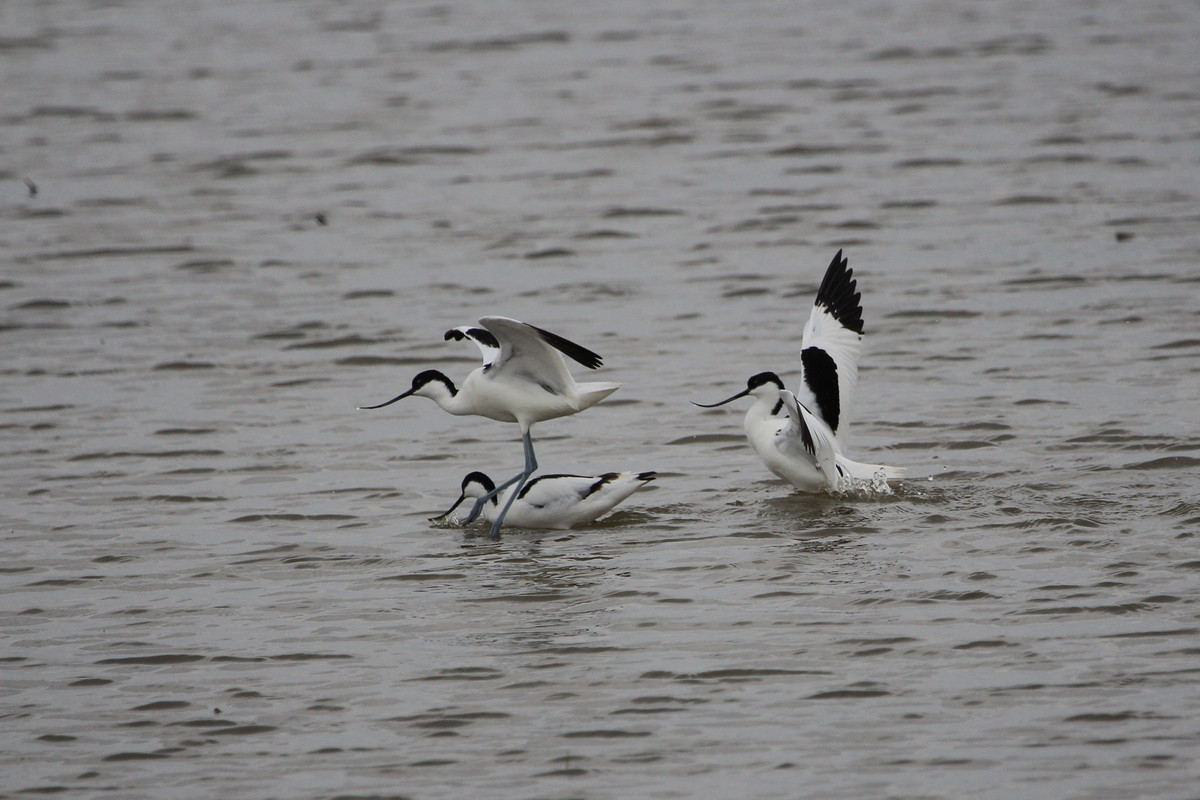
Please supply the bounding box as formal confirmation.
[833,468,899,499]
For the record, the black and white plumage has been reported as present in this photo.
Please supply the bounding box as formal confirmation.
[444,325,501,369]
[359,316,620,538]
[694,251,905,493]
[433,470,657,530]
[795,252,864,438]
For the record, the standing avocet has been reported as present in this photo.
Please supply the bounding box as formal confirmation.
[694,250,905,493]
[359,316,620,537]
[432,470,656,530]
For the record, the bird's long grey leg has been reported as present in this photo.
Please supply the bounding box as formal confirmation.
[487,430,537,538]
[462,430,538,525]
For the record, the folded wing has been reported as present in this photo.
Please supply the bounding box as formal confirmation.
[778,390,841,489]
[517,473,604,508]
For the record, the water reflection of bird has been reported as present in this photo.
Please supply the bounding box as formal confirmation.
[432,470,656,530]
[695,250,905,493]
[359,316,620,537]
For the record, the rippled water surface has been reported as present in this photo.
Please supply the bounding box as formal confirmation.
[4,1,1200,798]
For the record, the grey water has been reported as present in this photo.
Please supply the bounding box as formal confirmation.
[3,1,1199,798]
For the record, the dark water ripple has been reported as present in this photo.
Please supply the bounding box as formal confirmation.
[3,0,1200,798]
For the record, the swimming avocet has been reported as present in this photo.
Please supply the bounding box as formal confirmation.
[432,470,657,530]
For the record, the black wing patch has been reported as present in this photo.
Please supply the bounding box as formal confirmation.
[444,327,499,350]
[814,249,864,335]
[801,346,841,433]
[530,324,604,370]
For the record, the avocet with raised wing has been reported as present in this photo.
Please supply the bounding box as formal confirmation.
[694,251,904,493]
[432,470,656,530]
[359,316,620,537]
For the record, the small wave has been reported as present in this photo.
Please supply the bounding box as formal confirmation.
[807,688,891,699]
[342,289,394,300]
[228,513,357,523]
[284,334,382,350]
[210,725,278,736]
[95,654,204,665]
[152,361,215,370]
[664,432,744,445]
[523,247,575,259]
[602,206,685,218]
[131,701,190,711]
[1126,456,1200,470]
[561,729,652,739]
[345,145,485,166]
[11,298,71,309]
[102,751,172,762]
[426,30,569,53]
[174,259,234,273]
[124,108,195,122]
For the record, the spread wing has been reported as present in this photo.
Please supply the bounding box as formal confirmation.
[478,316,601,396]
[795,250,864,440]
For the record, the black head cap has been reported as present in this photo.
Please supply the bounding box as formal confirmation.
[412,369,455,392]
[747,371,784,391]
[463,471,496,494]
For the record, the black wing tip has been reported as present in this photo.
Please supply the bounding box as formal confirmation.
[584,472,619,498]
[446,327,499,349]
[814,249,864,335]
[600,470,657,485]
[530,324,604,369]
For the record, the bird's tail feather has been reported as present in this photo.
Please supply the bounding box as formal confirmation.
[836,457,906,482]
[576,381,621,410]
